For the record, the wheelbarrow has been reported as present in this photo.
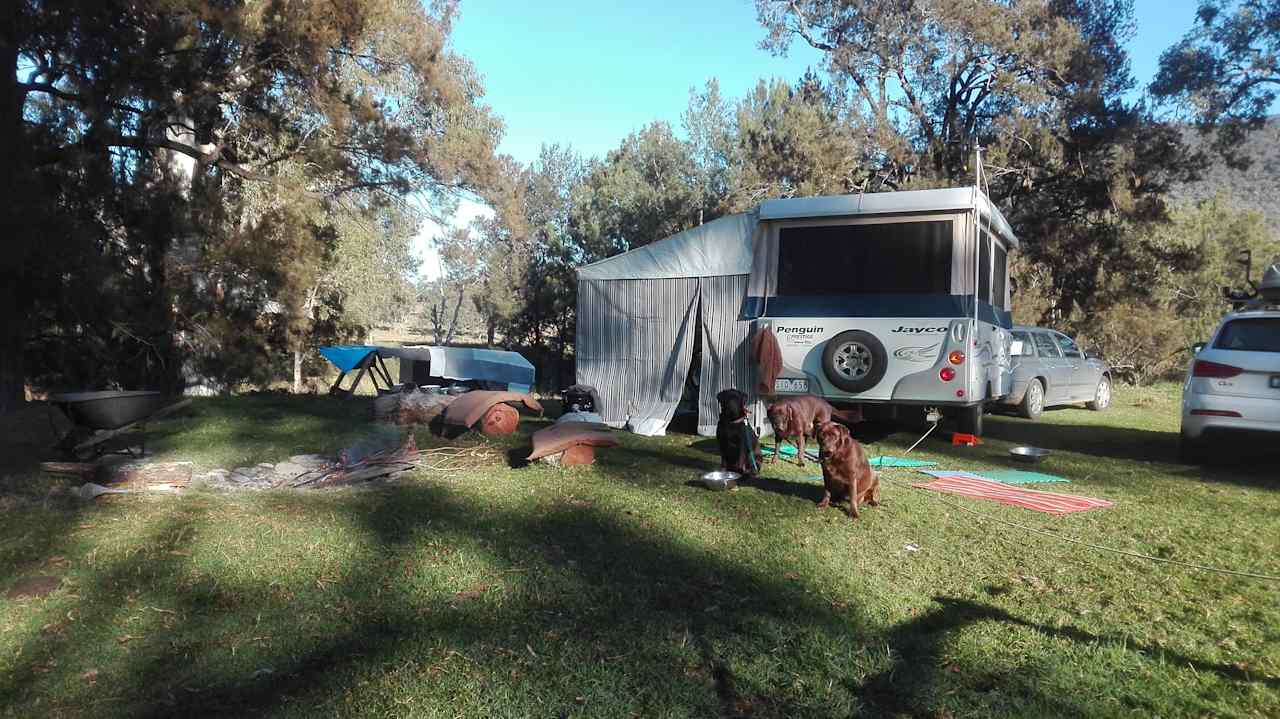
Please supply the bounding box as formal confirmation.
[49,391,191,459]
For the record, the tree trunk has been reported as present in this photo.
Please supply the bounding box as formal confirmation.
[0,18,29,413]
[444,285,464,345]
[0,303,26,414]
[486,318,496,348]
[293,348,303,394]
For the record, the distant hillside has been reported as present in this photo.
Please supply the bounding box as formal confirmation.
[1170,119,1280,233]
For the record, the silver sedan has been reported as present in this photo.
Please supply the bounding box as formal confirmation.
[997,326,1113,419]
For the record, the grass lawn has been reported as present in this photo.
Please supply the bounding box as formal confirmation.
[1,385,1278,718]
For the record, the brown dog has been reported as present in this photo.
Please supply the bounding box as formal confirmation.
[815,421,880,519]
[765,395,835,467]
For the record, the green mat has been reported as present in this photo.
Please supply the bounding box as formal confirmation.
[764,451,936,469]
[982,469,1069,484]
[762,445,820,460]
[870,455,936,468]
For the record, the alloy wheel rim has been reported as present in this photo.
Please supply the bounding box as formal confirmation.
[834,341,873,380]
[1098,380,1110,407]
[1030,384,1043,414]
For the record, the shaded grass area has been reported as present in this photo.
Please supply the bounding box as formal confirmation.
[1,385,1278,718]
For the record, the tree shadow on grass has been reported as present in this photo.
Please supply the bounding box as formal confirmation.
[2,478,1273,718]
[734,475,826,505]
[854,595,1278,718]
[0,485,866,717]
[981,414,1180,465]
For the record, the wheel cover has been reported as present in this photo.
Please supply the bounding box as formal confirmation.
[1097,380,1110,407]
[1029,383,1043,415]
[833,341,874,380]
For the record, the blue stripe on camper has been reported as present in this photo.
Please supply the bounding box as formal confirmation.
[739,295,1012,329]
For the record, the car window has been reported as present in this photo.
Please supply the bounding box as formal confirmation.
[1032,332,1061,358]
[1055,333,1083,359]
[1011,331,1035,357]
[1214,318,1280,352]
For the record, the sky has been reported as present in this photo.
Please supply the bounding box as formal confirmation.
[414,0,1206,278]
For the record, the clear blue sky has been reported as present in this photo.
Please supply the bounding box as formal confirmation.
[448,0,1205,166]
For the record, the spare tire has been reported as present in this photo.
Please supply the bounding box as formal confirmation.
[821,330,888,393]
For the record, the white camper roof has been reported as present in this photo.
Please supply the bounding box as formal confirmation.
[577,212,756,281]
[577,188,1019,283]
[759,187,1019,248]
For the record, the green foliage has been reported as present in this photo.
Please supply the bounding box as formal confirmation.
[572,122,712,257]
[730,75,864,206]
[6,0,509,399]
[755,0,1201,314]
[1152,0,1280,156]
[1069,196,1274,382]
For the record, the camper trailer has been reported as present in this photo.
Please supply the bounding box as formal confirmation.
[749,188,1017,435]
[574,187,1018,437]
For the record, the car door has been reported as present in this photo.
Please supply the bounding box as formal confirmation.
[1030,332,1067,403]
[1009,330,1038,393]
[1053,332,1091,400]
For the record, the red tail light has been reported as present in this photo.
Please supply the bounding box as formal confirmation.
[1192,360,1243,378]
[939,367,956,382]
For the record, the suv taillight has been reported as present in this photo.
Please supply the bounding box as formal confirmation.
[1192,360,1243,378]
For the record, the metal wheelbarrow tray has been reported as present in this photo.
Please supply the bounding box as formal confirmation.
[50,391,192,458]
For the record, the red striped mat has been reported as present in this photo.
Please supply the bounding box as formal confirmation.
[911,474,1113,515]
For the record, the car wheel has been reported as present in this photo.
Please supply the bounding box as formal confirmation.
[955,403,984,436]
[1018,379,1044,420]
[1179,431,1205,464]
[1087,376,1111,411]
[821,330,888,393]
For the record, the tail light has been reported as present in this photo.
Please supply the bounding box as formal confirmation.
[948,351,965,365]
[939,367,956,382]
[1192,360,1243,378]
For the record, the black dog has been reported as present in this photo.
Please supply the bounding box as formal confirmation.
[716,388,762,477]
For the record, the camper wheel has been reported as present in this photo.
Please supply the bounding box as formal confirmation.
[821,330,888,393]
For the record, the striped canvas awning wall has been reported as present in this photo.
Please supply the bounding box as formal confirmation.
[576,275,756,437]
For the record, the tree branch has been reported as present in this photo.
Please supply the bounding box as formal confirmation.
[18,81,145,115]
[785,0,836,52]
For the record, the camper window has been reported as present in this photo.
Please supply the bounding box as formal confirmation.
[776,220,953,296]
[993,242,1008,309]
[978,231,992,303]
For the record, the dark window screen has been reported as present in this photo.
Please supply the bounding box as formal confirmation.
[1011,330,1035,356]
[1215,318,1280,352]
[993,243,1007,309]
[978,232,991,303]
[776,221,953,296]
[1033,333,1061,358]
[1056,333,1082,358]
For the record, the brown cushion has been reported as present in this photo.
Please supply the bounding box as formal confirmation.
[527,422,619,460]
[442,391,545,428]
[479,403,520,435]
[561,445,596,466]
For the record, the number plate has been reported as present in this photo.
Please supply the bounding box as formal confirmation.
[1271,376,1280,389]
[774,378,809,393]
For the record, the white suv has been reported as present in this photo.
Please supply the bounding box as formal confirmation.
[1180,308,1280,461]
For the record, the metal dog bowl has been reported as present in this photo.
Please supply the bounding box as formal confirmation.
[1009,446,1051,463]
[701,470,741,491]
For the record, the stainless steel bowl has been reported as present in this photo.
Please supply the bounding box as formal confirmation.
[701,470,741,491]
[1009,446,1051,463]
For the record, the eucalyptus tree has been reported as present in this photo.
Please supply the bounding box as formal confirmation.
[3,0,508,406]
